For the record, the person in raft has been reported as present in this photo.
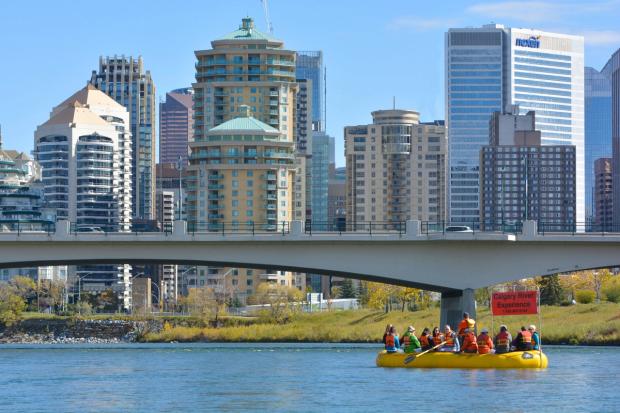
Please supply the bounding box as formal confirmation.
[438,325,460,352]
[419,327,434,351]
[401,326,421,353]
[432,326,443,350]
[384,325,400,353]
[513,326,533,351]
[457,312,476,347]
[494,325,512,354]
[382,324,393,345]
[477,328,494,354]
[461,328,478,353]
[529,325,540,350]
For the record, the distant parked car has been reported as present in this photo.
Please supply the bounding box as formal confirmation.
[445,225,473,233]
[76,226,104,233]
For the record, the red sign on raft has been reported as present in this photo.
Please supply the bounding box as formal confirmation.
[491,291,538,316]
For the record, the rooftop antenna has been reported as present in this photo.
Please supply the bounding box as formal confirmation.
[393,96,396,110]
[261,0,274,34]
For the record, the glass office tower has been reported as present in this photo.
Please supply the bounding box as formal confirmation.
[446,25,585,226]
[584,66,612,223]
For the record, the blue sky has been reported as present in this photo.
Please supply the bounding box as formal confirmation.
[1,0,619,166]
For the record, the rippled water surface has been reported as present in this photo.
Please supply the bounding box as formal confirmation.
[1,344,619,412]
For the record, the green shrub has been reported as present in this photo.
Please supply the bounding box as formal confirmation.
[603,281,620,303]
[575,290,595,304]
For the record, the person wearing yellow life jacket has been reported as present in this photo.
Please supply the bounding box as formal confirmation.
[438,325,460,352]
[401,326,421,353]
[384,325,400,353]
[513,326,533,351]
[461,328,478,353]
[432,327,443,350]
[494,325,512,354]
[477,328,494,355]
[457,312,476,347]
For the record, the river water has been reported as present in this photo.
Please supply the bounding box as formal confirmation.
[1,343,618,412]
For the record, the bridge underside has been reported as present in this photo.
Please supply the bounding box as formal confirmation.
[1,238,620,291]
[2,237,620,330]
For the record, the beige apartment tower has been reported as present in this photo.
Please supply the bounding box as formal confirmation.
[345,110,447,224]
[189,18,302,301]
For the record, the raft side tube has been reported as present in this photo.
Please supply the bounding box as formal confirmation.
[375,350,548,369]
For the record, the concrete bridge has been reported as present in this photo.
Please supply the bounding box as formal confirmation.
[2,220,620,328]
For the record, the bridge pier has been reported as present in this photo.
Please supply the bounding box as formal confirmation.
[440,288,476,332]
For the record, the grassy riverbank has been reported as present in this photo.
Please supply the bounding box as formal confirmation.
[140,302,620,345]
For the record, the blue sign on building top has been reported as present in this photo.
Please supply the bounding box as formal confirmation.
[515,36,541,48]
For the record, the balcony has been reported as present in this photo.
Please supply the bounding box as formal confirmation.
[208,184,224,190]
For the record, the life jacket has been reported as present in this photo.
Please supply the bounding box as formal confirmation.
[433,333,444,344]
[385,334,395,349]
[457,319,469,336]
[477,334,492,354]
[444,331,456,348]
[402,333,411,347]
[463,332,478,352]
[496,331,510,350]
[420,334,430,348]
[521,330,532,343]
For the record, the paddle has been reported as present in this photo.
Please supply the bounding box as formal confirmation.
[415,341,446,357]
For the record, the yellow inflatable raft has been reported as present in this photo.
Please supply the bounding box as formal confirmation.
[376,350,548,369]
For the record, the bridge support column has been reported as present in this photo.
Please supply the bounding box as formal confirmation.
[440,288,476,332]
[405,220,420,238]
[173,220,187,237]
[522,220,538,238]
[290,220,303,237]
[54,220,70,239]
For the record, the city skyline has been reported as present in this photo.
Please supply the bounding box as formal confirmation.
[1,0,619,167]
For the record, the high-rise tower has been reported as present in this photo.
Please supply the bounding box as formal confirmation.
[90,55,156,221]
[189,18,302,301]
[446,25,584,226]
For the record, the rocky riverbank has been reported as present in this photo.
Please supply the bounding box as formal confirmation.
[0,319,162,344]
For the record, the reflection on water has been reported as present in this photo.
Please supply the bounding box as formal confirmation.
[0,344,619,412]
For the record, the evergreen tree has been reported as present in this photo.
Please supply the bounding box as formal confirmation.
[538,275,563,305]
[339,279,356,298]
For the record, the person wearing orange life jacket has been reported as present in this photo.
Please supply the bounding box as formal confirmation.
[432,327,443,350]
[477,328,494,354]
[494,325,512,354]
[401,326,421,353]
[461,328,478,353]
[384,325,400,353]
[457,312,476,347]
[419,328,433,351]
[438,325,460,352]
[513,326,533,351]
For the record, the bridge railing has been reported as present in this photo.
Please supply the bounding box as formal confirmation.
[304,221,405,236]
[68,222,174,235]
[537,221,620,235]
[421,221,523,235]
[187,221,290,235]
[0,221,56,234]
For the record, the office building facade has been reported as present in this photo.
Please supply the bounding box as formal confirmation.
[90,55,156,220]
[585,66,612,223]
[607,49,620,224]
[480,109,576,230]
[345,109,447,225]
[296,51,324,132]
[594,157,613,229]
[34,85,133,308]
[159,88,194,165]
[311,131,333,225]
[446,25,584,226]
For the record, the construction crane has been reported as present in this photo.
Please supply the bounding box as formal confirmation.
[260,0,274,34]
